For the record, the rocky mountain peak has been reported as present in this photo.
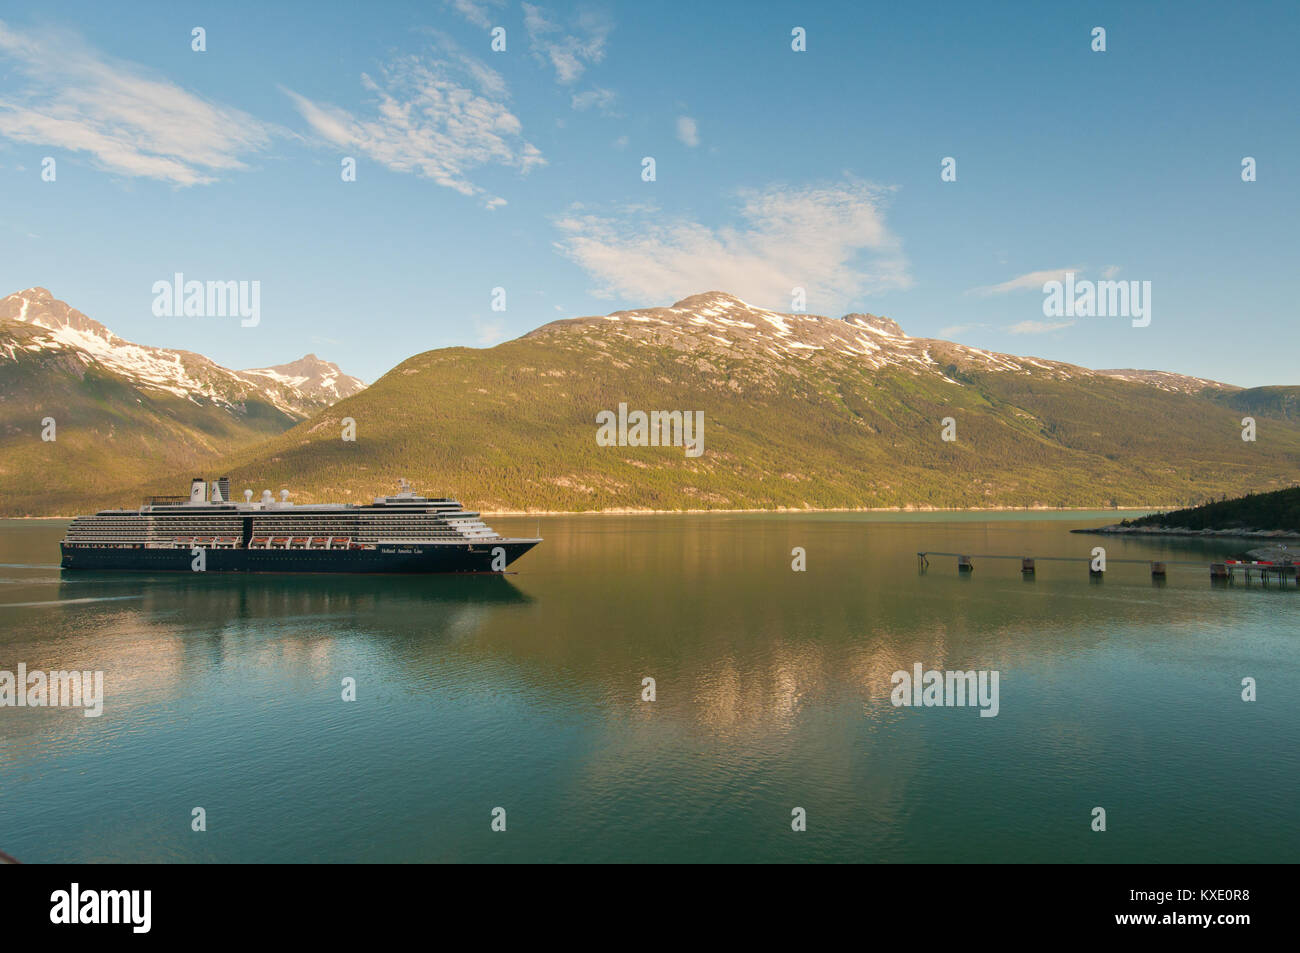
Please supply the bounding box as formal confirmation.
[534,291,956,373]
[1,288,364,416]
[668,291,752,311]
[239,354,365,401]
[840,312,905,337]
[1,287,110,338]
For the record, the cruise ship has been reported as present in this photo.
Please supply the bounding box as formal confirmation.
[60,478,541,573]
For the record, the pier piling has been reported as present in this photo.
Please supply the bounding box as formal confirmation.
[913,551,1294,590]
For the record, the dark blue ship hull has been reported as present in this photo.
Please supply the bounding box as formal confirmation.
[60,540,540,574]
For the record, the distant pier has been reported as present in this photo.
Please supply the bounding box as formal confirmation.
[917,552,1298,587]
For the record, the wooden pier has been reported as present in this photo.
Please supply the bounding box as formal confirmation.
[1221,560,1299,586]
[917,552,1298,587]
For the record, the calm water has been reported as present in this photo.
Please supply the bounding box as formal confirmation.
[0,513,1296,863]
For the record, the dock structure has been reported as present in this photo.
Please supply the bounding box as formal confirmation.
[917,552,1298,588]
[1223,559,1298,586]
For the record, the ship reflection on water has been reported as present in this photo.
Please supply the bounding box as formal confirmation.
[39,571,533,671]
[56,570,531,616]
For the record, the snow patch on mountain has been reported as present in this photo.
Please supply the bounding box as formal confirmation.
[0,287,365,417]
[524,291,1239,396]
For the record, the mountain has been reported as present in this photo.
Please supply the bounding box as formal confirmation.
[0,288,364,515]
[1093,368,1233,395]
[1,288,364,416]
[177,291,1300,514]
[1209,385,1300,422]
[238,354,366,406]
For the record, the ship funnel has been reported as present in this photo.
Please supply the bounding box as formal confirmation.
[190,478,206,503]
[217,476,231,502]
[210,481,223,503]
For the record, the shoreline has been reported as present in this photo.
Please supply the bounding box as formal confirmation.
[1072,525,1300,541]
[480,505,1166,517]
[4,505,1167,520]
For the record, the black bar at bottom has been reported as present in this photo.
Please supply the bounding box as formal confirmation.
[1,863,1282,939]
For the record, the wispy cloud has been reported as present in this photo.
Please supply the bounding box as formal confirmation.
[522,3,611,84]
[284,35,543,206]
[676,116,699,147]
[1006,319,1075,335]
[554,180,911,310]
[938,323,990,339]
[0,20,275,186]
[442,0,505,29]
[571,87,617,113]
[967,267,1082,297]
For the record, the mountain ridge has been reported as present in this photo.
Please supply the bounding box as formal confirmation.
[530,292,1235,395]
[153,291,1298,516]
[5,289,1296,516]
[1,287,365,416]
[0,288,365,514]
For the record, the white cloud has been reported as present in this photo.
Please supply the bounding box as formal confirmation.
[1006,320,1075,335]
[554,181,911,310]
[571,87,617,112]
[522,3,611,84]
[938,323,989,338]
[284,38,543,206]
[676,116,699,147]
[0,20,275,186]
[1101,264,1121,279]
[967,268,1082,297]
[442,0,505,29]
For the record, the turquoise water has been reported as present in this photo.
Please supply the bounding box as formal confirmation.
[0,513,1295,863]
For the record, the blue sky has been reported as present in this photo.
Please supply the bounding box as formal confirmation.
[1,0,1296,385]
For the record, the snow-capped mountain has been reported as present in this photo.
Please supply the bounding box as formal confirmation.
[536,291,1232,392]
[209,290,1297,515]
[238,354,366,407]
[1092,367,1234,395]
[5,288,1293,516]
[0,287,364,418]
